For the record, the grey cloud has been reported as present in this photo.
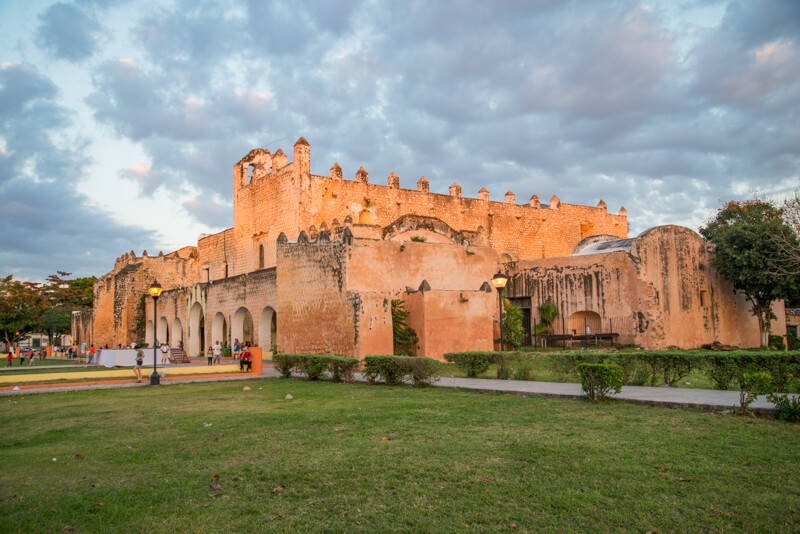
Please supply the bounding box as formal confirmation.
[0,63,160,281]
[57,0,799,278]
[35,2,103,61]
[689,1,800,111]
[0,64,58,117]
[183,195,232,228]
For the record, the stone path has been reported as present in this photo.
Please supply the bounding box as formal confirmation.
[0,364,780,414]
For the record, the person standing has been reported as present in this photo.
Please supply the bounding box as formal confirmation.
[212,341,222,365]
[207,344,214,366]
[6,351,12,367]
[160,343,169,365]
[133,346,144,382]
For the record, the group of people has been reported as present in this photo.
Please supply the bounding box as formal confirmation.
[5,348,45,367]
[204,339,252,372]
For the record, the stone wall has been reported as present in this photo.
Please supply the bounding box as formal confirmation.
[275,227,500,360]
[90,250,199,348]
[212,137,627,280]
[276,230,359,357]
[507,225,784,349]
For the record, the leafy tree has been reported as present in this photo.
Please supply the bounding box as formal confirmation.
[0,276,45,347]
[535,301,559,335]
[39,272,95,346]
[534,302,560,348]
[699,199,800,346]
[391,299,418,356]
[40,306,72,344]
[502,298,525,350]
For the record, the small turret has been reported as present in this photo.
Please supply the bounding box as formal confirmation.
[356,166,369,184]
[330,162,342,179]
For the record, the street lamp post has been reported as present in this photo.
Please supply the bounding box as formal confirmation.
[149,280,163,386]
[491,272,510,351]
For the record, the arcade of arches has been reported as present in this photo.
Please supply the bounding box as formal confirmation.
[147,300,278,357]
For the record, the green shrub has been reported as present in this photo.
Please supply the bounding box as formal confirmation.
[787,333,800,351]
[444,352,494,378]
[502,298,525,351]
[329,356,360,383]
[576,363,623,403]
[272,354,296,378]
[768,378,800,422]
[705,354,738,390]
[363,356,406,385]
[294,354,330,381]
[604,354,652,385]
[635,352,697,386]
[509,355,535,381]
[396,357,442,387]
[738,372,773,414]
[769,334,786,351]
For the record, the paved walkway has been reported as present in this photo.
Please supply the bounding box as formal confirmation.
[0,363,780,414]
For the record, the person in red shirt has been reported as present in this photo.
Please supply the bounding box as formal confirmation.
[239,346,252,373]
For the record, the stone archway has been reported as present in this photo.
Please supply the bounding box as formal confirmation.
[232,307,254,346]
[212,312,228,347]
[259,307,277,351]
[171,317,183,347]
[569,311,602,336]
[157,317,169,346]
[145,320,154,347]
[188,303,204,357]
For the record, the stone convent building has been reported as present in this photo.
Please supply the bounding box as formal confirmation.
[79,137,783,360]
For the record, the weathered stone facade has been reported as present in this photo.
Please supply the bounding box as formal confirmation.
[505,226,786,349]
[81,137,780,359]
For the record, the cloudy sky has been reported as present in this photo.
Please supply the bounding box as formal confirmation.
[1,0,798,282]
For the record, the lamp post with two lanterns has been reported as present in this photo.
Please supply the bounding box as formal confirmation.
[148,281,163,385]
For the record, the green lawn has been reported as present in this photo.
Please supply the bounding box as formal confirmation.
[1,378,798,533]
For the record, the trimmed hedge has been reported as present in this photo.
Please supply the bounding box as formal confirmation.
[329,356,360,383]
[363,356,405,385]
[577,363,623,403]
[364,355,442,386]
[444,351,539,380]
[546,350,800,390]
[443,352,495,377]
[272,354,360,382]
[273,354,297,378]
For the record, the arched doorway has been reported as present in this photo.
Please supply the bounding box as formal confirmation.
[259,307,277,351]
[157,317,169,346]
[188,303,204,357]
[569,311,602,336]
[212,312,228,347]
[171,317,183,347]
[232,307,254,346]
[145,320,154,347]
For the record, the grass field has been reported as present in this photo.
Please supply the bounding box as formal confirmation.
[1,378,799,533]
